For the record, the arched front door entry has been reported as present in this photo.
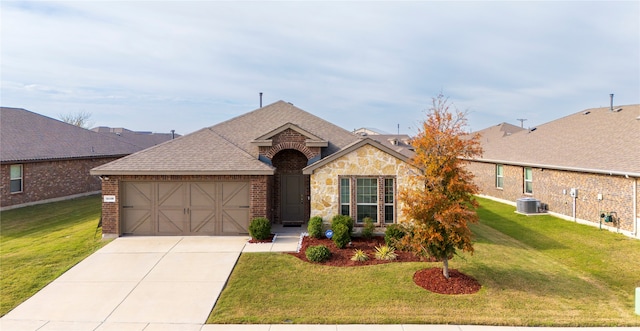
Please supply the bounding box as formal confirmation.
[271,149,309,224]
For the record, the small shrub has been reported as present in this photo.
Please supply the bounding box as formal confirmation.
[384,223,406,248]
[332,223,350,249]
[306,245,331,263]
[308,216,324,238]
[374,245,397,261]
[361,217,375,239]
[331,214,354,236]
[350,249,369,262]
[248,217,271,240]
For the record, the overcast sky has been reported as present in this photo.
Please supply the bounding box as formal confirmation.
[2,1,638,135]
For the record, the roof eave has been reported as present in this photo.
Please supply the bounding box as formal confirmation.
[303,138,410,175]
[89,169,275,176]
[466,158,640,178]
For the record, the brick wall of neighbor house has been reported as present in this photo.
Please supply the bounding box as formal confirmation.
[467,161,637,233]
[100,174,271,236]
[309,144,417,224]
[0,157,121,209]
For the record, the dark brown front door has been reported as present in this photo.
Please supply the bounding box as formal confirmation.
[281,174,305,223]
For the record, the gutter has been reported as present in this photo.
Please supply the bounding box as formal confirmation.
[634,178,638,238]
[89,170,276,176]
[466,158,640,178]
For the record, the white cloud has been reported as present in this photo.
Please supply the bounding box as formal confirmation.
[1,1,638,135]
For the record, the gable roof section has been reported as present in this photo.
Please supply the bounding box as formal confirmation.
[210,101,357,158]
[251,122,328,147]
[1,107,141,163]
[91,100,355,175]
[472,105,640,177]
[91,128,275,175]
[302,137,411,174]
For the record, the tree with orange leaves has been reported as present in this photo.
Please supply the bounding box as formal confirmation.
[399,94,482,279]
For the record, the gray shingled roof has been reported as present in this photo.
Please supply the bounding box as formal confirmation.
[209,100,357,158]
[1,107,141,163]
[91,127,274,175]
[365,134,415,158]
[91,101,363,175]
[472,105,640,176]
[91,127,178,150]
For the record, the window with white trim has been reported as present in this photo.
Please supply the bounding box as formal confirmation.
[496,164,504,189]
[524,167,533,194]
[10,164,23,193]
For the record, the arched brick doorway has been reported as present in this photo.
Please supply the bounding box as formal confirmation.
[271,149,310,224]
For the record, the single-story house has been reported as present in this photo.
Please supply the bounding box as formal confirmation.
[91,100,417,237]
[466,104,640,238]
[0,107,154,210]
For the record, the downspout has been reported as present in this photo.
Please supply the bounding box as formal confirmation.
[572,194,577,222]
[634,177,638,237]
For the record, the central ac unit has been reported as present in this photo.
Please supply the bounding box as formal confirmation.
[517,197,539,214]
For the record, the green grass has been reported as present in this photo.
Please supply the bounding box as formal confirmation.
[0,195,109,316]
[209,197,640,326]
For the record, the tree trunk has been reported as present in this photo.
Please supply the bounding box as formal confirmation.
[442,257,450,279]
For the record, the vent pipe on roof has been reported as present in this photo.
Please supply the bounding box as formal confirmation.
[171,130,175,139]
[610,93,614,112]
[259,92,263,108]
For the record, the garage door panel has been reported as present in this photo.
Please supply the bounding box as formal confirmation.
[158,209,184,234]
[190,183,216,207]
[190,210,216,234]
[220,182,250,234]
[122,182,153,235]
[158,183,184,207]
[221,182,249,207]
[122,210,153,235]
[221,209,250,234]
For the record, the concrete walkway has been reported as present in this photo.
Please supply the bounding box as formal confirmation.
[1,228,636,331]
[0,235,276,331]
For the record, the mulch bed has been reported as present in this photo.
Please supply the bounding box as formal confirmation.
[248,234,276,243]
[288,235,481,295]
[413,268,482,295]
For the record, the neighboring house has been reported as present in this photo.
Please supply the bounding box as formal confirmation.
[91,127,179,149]
[91,101,416,237]
[0,107,144,210]
[466,105,640,238]
[353,127,389,135]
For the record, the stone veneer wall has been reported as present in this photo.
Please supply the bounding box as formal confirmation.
[100,174,270,237]
[467,161,639,234]
[309,144,417,224]
[1,157,121,209]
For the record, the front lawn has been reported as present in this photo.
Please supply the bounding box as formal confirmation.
[208,197,640,326]
[0,195,109,316]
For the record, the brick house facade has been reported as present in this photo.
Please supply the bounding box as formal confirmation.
[0,157,121,210]
[467,161,639,236]
[468,105,640,239]
[92,101,415,237]
[1,107,158,210]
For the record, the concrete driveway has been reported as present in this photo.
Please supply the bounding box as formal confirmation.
[1,236,251,331]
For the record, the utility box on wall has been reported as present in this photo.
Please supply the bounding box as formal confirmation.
[569,188,578,198]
